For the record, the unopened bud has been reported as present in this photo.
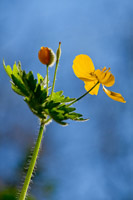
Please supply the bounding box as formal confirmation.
[56,42,61,62]
[38,46,56,67]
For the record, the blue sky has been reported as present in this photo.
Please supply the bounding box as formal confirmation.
[0,0,133,199]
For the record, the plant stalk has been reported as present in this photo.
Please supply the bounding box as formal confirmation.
[46,65,49,96]
[19,121,45,200]
[50,60,59,99]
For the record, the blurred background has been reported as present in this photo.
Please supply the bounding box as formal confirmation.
[0,0,133,199]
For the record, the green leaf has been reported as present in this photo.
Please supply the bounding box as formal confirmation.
[55,121,68,126]
[45,101,60,110]
[34,84,42,97]
[11,74,29,96]
[37,73,44,84]
[17,61,22,74]
[43,75,48,87]
[24,97,47,119]
[11,84,26,96]
[22,71,37,92]
[12,62,24,83]
[58,105,76,113]
[3,60,13,78]
[13,62,19,75]
[38,89,47,104]
[37,73,47,88]
[65,112,89,121]
[50,91,64,102]
[47,102,88,125]
[74,118,89,122]
[28,71,37,87]
[48,109,68,126]
[55,91,63,96]
[50,91,76,103]
[65,112,81,120]
[63,96,75,103]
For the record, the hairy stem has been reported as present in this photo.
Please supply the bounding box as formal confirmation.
[19,122,45,200]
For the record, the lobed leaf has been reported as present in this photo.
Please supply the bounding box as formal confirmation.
[3,61,88,125]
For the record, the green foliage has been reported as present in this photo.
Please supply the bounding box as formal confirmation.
[3,60,88,125]
[50,90,75,103]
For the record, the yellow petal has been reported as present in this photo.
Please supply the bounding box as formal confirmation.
[103,86,126,103]
[78,75,96,82]
[94,69,105,80]
[72,55,95,80]
[102,73,115,87]
[94,68,115,87]
[84,81,100,95]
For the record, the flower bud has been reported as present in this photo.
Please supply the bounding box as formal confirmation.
[38,46,56,67]
[56,42,61,62]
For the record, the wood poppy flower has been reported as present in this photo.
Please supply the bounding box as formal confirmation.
[72,54,126,103]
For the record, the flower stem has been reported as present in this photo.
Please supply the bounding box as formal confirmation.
[46,65,49,96]
[19,121,45,200]
[68,81,99,107]
[50,59,59,98]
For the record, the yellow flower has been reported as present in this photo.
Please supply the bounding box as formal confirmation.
[38,46,56,67]
[72,54,126,103]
